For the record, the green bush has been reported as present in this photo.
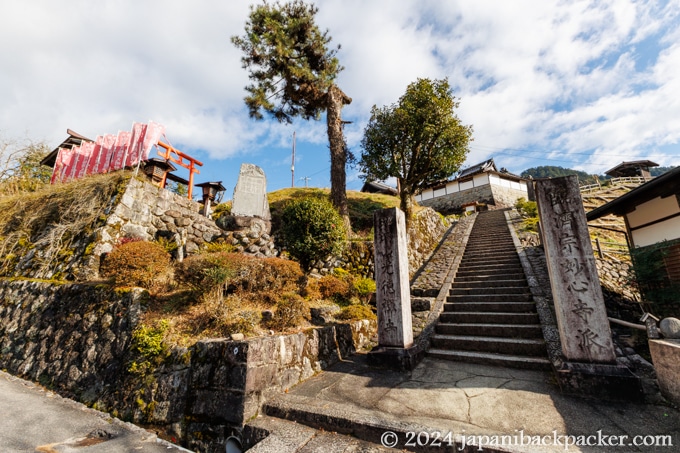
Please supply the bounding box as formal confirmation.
[515,197,538,218]
[100,240,172,291]
[281,197,346,270]
[353,277,376,303]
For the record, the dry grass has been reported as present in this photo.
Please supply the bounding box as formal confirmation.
[0,171,130,278]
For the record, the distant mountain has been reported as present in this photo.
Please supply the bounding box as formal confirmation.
[520,166,602,184]
[650,166,676,177]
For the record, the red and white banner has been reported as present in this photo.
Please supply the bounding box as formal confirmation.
[51,148,68,184]
[85,136,103,176]
[110,131,131,171]
[125,122,148,168]
[50,120,167,183]
[73,143,92,180]
[96,134,116,174]
[64,145,81,182]
[142,121,165,160]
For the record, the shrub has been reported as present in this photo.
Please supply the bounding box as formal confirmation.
[353,277,376,303]
[281,197,346,270]
[335,304,376,321]
[268,293,310,330]
[301,278,322,301]
[175,252,235,300]
[515,197,538,218]
[176,252,304,303]
[203,239,235,254]
[318,275,351,303]
[100,240,172,291]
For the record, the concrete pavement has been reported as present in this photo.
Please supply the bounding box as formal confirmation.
[251,354,680,452]
[0,371,190,453]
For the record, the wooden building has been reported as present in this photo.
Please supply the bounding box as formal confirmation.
[587,166,680,286]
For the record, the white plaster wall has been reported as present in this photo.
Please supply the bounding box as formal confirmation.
[446,181,459,193]
[434,187,446,197]
[460,180,474,191]
[632,216,680,247]
[473,173,489,186]
[627,196,680,229]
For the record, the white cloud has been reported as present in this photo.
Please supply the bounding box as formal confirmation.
[0,0,678,183]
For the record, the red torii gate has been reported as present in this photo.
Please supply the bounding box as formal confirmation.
[156,141,203,199]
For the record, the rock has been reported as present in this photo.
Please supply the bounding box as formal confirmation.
[411,298,431,312]
[165,210,182,218]
[311,306,340,325]
[659,317,680,339]
[230,333,245,341]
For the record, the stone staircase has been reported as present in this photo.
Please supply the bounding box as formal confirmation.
[428,210,551,370]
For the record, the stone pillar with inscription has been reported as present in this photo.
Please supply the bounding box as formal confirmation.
[536,175,616,363]
[216,163,272,235]
[368,208,420,370]
[536,175,641,399]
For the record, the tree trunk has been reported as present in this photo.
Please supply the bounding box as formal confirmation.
[399,184,414,230]
[326,84,352,233]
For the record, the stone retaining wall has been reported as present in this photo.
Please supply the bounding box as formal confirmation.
[91,178,277,276]
[420,184,527,214]
[310,207,449,279]
[0,280,374,453]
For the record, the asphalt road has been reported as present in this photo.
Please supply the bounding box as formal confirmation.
[0,371,192,453]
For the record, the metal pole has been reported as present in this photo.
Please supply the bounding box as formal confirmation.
[291,131,296,187]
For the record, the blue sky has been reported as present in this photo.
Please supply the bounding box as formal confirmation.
[1,0,679,200]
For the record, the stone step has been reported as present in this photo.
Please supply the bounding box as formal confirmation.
[457,262,522,271]
[431,334,547,356]
[439,311,540,324]
[426,349,552,371]
[443,301,536,313]
[463,243,516,250]
[460,256,520,265]
[455,267,524,277]
[447,293,533,303]
[450,286,530,296]
[435,322,543,338]
[454,272,526,282]
[451,279,527,288]
[244,414,395,452]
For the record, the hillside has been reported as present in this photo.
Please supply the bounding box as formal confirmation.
[521,165,602,184]
[583,183,640,259]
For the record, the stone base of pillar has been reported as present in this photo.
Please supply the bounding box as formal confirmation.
[649,339,680,407]
[556,361,643,401]
[367,345,423,371]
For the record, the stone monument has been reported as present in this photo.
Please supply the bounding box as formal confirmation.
[368,208,419,369]
[231,163,271,220]
[217,163,272,235]
[536,175,641,399]
[535,175,616,363]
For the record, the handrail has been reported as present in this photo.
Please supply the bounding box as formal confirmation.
[608,317,646,331]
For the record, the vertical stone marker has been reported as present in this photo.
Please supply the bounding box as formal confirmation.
[373,207,413,349]
[231,163,271,220]
[535,175,616,363]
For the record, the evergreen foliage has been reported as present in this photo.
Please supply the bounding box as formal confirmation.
[232,0,352,228]
[281,196,346,270]
[520,165,602,184]
[359,78,472,225]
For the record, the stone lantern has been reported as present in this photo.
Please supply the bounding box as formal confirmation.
[143,158,176,187]
[196,181,226,218]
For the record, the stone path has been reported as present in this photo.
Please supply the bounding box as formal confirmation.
[252,354,680,452]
